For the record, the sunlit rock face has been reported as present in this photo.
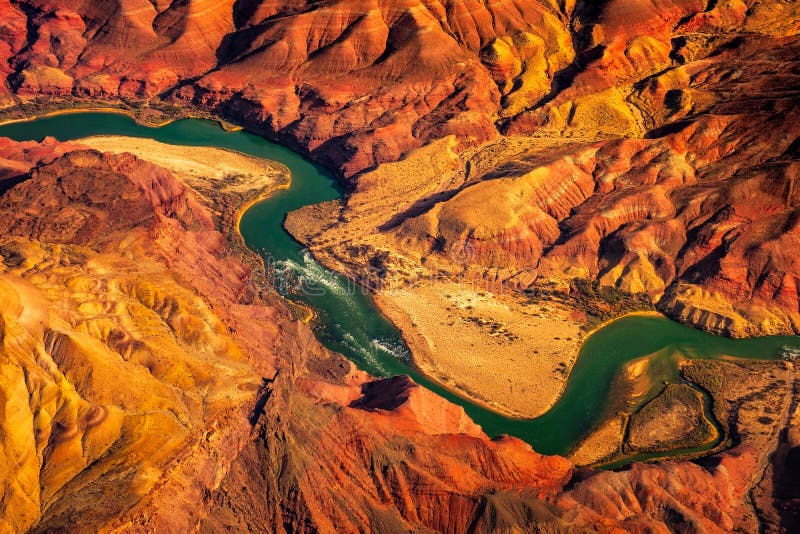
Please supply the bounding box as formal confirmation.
[2,0,796,181]
[0,0,798,531]
[386,107,800,337]
[0,0,577,177]
[0,138,572,533]
[0,141,274,531]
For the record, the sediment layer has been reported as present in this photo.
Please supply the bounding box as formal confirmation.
[1,132,793,532]
[0,0,798,530]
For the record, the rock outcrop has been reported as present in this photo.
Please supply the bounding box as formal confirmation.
[290,32,800,336]
[0,0,576,177]
[0,1,797,335]
[0,141,277,532]
[1,129,794,533]
[0,0,798,530]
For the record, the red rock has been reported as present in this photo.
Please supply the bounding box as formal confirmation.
[0,1,797,530]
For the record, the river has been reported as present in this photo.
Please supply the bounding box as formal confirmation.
[1,112,797,462]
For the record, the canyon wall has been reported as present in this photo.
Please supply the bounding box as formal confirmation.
[0,136,783,532]
[1,0,789,336]
[0,0,798,531]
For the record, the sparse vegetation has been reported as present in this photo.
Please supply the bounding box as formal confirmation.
[462,316,519,342]
[525,278,653,329]
[626,384,717,454]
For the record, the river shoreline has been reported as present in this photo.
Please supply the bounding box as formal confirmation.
[0,103,242,132]
[3,109,798,467]
[374,291,534,420]
[373,285,582,420]
[374,291,668,421]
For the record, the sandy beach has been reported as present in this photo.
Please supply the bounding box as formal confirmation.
[78,136,286,196]
[376,281,584,419]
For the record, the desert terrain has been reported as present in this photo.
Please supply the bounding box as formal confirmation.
[0,0,797,532]
[78,136,284,195]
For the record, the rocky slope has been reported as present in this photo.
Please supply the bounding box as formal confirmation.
[0,138,566,531]
[287,20,800,336]
[0,0,798,531]
[0,0,797,334]
[1,133,796,532]
[0,141,276,532]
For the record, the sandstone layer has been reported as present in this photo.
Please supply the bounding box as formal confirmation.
[0,0,798,531]
[0,0,797,338]
[0,132,795,532]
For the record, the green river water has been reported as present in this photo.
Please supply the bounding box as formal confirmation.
[2,112,798,462]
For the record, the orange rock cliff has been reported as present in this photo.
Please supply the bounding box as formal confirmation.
[0,0,798,532]
[1,0,796,335]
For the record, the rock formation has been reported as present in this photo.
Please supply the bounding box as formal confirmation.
[0,1,797,335]
[0,127,795,533]
[0,0,798,531]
